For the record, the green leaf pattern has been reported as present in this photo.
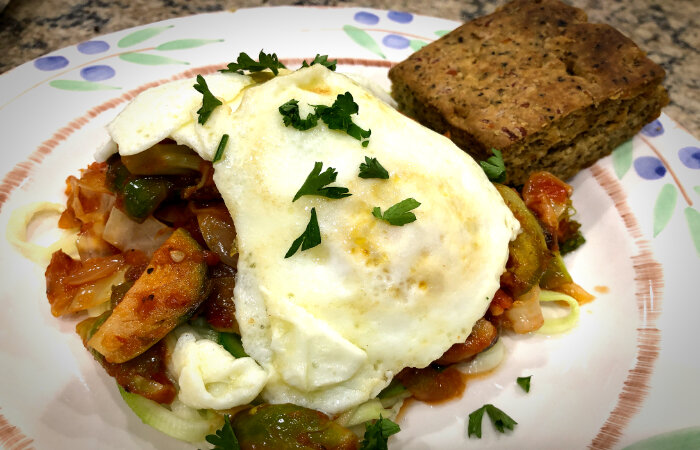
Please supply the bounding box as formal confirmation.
[653,184,677,237]
[119,53,189,66]
[612,139,634,179]
[685,208,700,257]
[49,80,121,91]
[410,40,428,51]
[156,39,224,51]
[117,25,174,48]
[342,25,386,59]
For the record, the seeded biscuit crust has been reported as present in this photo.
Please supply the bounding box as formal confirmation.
[389,0,668,185]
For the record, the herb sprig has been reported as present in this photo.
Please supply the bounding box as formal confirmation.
[220,51,286,76]
[293,162,351,202]
[213,134,229,163]
[301,54,337,71]
[279,99,319,131]
[358,156,389,179]
[372,198,421,226]
[467,404,517,439]
[517,375,532,393]
[315,92,371,147]
[194,75,223,125]
[204,415,240,450]
[360,415,401,450]
[279,92,371,147]
[285,208,322,258]
[479,148,506,183]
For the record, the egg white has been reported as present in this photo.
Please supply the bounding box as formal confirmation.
[107,72,253,161]
[213,65,520,414]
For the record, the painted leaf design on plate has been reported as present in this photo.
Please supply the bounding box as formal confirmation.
[435,30,451,36]
[612,139,634,179]
[694,186,700,197]
[156,39,224,51]
[119,53,189,66]
[685,207,700,257]
[49,80,121,91]
[117,25,174,48]
[410,40,428,51]
[653,183,677,237]
[342,25,386,59]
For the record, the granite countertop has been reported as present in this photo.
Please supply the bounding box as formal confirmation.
[1,0,697,137]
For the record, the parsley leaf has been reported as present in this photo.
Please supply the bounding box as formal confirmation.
[467,404,517,439]
[301,54,337,71]
[213,134,229,163]
[285,207,322,258]
[279,92,371,146]
[293,161,351,202]
[194,75,223,125]
[220,50,286,76]
[517,375,531,393]
[314,92,371,147]
[467,405,486,438]
[360,415,400,450]
[479,148,506,183]
[204,415,240,450]
[358,156,389,179]
[372,198,421,226]
[279,99,319,131]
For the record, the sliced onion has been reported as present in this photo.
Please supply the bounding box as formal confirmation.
[76,227,116,260]
[194,205,237,267]
[457,339,506,375]
[68,269,126,314]
[64,255,123,285]
[103,207,172,256]
[6,201,78,264]
[335,398,399,428]
[536,289,580,334]
[118,386,223,443]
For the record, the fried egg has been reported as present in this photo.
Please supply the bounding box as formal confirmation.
[106,64,519,415]
[213,65,520,414]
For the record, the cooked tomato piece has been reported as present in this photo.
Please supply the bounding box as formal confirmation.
[435,319,498,365]
[396,365,465,402]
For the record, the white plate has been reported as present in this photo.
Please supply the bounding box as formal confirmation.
[0,7,699,450]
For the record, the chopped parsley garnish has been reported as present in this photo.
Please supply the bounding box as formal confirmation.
[517,375,532,393]
[278,92,371,147]
[301,54,337,71]
[372,198,421,226]
[358,156,389,179]
[479,148,506,183]
[314,92,371,147]
[279,99,319,131]
[467,404,517,439]
[204,415,240,450]
[293,161,351,202]
[285,207,322,258]
[194,75,222,125]
[360,415,400,450]
[220,50,286,76]
[213,134,229,163]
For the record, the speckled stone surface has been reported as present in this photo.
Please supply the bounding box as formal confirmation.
[1,0,697,136]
